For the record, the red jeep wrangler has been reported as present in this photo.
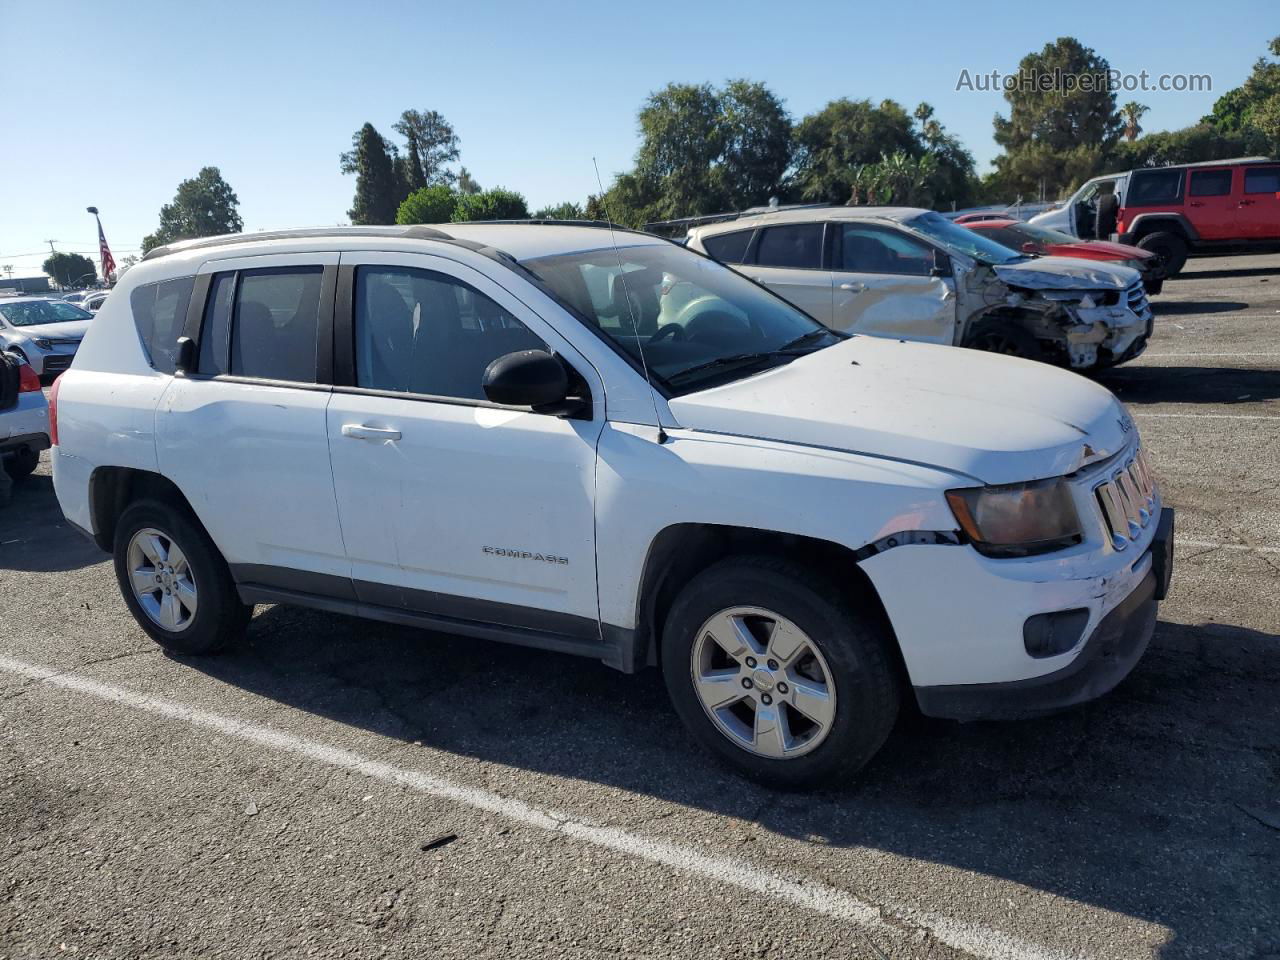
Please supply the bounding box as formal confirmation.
[1030,157,1280,276]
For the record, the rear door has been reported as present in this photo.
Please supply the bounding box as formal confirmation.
[1186,167,1236,240]
[743,222,834,323]
[1241,165,1280,239]
[829,223,956,343]
[156,252,351,593]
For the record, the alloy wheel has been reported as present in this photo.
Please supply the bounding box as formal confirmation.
[127,527,198,631]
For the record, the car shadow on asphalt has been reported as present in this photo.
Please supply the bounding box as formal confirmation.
[1095,365,1280,405]
[1150,300,1249,316]
[185,604,1280,960]
[0,473,105,573]
[1177,266,1280,281]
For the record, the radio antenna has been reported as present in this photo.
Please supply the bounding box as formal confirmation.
[592,157,667,444]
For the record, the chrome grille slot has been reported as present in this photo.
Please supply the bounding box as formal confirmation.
[1094,448,1158,550]
[1126,280,1153,329]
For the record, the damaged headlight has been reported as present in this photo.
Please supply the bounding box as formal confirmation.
[946,477,1083,558]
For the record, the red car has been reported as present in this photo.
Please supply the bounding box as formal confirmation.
[963,218,1164,295]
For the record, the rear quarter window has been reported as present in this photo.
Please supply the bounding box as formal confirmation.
[1126,169,1185,207]
[130,276,195,373]
[700,229,754,264]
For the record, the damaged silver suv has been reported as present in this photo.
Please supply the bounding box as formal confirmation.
[686,206,1153,370]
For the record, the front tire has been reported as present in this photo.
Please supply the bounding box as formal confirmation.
[112,498,250,655]
[965,319,1042,361]
[661,556,900,788]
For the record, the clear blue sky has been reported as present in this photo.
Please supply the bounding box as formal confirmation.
[0,0,1270,279]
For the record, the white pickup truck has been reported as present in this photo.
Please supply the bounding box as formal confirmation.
[50,224,1173,786]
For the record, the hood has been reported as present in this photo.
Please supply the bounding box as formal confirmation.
[1046,240,1152,261]
[2,318,91,341]
[993,255,1138,290]
[668,337,1131,486]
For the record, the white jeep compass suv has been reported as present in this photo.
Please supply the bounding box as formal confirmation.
[51,224,1173,787]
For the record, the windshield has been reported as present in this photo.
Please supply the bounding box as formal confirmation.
[903,211,1027,265]
[0,299,93,327]
[1006,222,1078,246]
[521,242,841,393]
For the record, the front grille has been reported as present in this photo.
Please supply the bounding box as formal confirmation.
[1094,448,1158,550]
[41,354,73,374]
[1126,280,1153,332]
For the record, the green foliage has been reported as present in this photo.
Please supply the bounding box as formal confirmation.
[457,167,481,194]
[713,79,793,209]
[341,123,402,225]
[42,252,96,287]
[396,185,458,225]
[1120,102,1149,142]
[850,151,940,207]
[1111,123,1253,168]
[1203,35,1280,155]
[141,166,243,253]
[991,37,1122,198]
[532,201,586,220]
[451,188,529,222]
[393,109,460,188]
[792,99,919,203]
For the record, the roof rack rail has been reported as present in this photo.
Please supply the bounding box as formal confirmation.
[643,203,835,235]
[449,218,647,233]
[141,225,453,261]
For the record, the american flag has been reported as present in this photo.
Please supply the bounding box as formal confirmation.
[97,217,116,280]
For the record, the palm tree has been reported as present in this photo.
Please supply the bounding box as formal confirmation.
[1121,102,1149,142]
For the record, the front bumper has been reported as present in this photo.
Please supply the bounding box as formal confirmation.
[912,508,1173,721]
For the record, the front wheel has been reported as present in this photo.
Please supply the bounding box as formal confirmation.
[661,556,900,788]
[964,319,1042,361]
[112,498,250,655]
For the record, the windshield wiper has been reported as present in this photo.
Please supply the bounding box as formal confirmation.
[776,328,833,352]
[667,339,831,385]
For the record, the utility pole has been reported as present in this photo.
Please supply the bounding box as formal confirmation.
[44,240,58,254]
[1,265,12,279]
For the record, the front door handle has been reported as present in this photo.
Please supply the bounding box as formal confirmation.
[839,282,866,292]
[341,424,402,442]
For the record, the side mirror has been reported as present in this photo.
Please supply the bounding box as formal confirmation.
[483,350,580,415]
[175,336,195,375]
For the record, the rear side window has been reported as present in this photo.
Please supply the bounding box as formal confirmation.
[1244,166,1280,194]
[197,267,323,382]
[1127,169,1184,207]
[840,225,934,276]
[701,230,753,264]
[755,224,825,269]
[130,276,195,374]
[1189,169,1232,197]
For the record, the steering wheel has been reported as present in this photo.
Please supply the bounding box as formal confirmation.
[650,323,686,343]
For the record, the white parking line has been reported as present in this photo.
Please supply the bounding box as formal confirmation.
[1134,412,1278,421]
[1141,352,1280,358]
[0,654,1080,960]
[1177,538,1280,555]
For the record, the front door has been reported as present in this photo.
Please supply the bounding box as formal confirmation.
[325,252,605,638]
[1186,167,1237,241]
[1241,165,1280,240]
[829,223,956,344]
[744,222,834,323]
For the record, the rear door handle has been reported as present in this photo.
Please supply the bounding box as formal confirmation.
[341,424,402,442]
[839,282,866,292]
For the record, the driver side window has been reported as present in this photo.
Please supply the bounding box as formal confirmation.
[354,266,547,402]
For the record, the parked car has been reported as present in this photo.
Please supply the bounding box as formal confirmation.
[61,291,90,304]
[1029,156,1279,275]
[0,297,93,378]
[962,218,1164,295]
[0,350,50,505]
[81,290,110,312]
[952,212,1013,224]
[686,206,1152,370]
[51,224,1173,787]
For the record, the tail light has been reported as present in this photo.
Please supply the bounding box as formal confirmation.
[17,363,40,393]
[49,373,62,446]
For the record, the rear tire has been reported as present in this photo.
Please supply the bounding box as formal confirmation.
[112,498,250,655]
[4,447,39,480]
[661,556,900,788]
[1136,231,1188,277]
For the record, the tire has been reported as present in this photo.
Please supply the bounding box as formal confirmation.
[660,555,900,788]
[964,319,1042,361]
[1136,231,1188,277]
[0,353,18,411]
[4,447,39,480]
[112,498,251,655]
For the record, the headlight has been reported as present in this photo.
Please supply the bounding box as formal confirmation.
[34,338,53,349]
[946,477,1083,558]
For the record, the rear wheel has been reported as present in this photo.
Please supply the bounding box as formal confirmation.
[112,498,250,655]
[661,556,900,788]
[3,447,39,480]
[1136,231,1188,277]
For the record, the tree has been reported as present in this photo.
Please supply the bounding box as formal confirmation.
[341,123,402,225]
[457,167,481,194]
[393,109,460,187]
[635,82,727,218]
[141,166,243,253]
[991,38,1122,198]
[397,185,458,225]
[43,252,96,288]
[850,151,939,207]
[1112,123,1252,168]
[714,80,792,209]
[1205,36,1280,155]
[532,201,586,220]
[1120,102,1149,142]
[912,102,976,207]
[451,188,529,222]
[792,98,919,203]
